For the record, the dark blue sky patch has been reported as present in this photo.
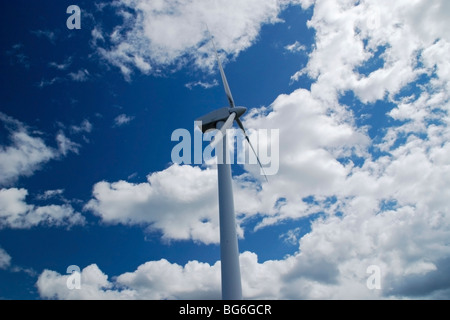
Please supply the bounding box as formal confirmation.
[355,45,388,77]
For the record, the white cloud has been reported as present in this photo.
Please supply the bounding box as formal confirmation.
[116,259,221,299]
[296,0,450,105]
[71,120,93,134]
[37,77,62,88]
[35,215,450,300]
[91,27,105,46]
[0,188,85,229]
[39,62,90,86]
[35,189,65,201]
[31,249,385,300]
[113,114,135,127]
[34,254,262,300]
[56,132,81,156]
[185,79,219,90]
[284,40,306,53]
[85,165,221,244]
[37,264,135,300]
[49,57,73,71]
[0,247,45,276]
[280,227,302,245]
[280,0,450,298]
[0,247,11,270]
[37,259,220,300]
[49,62,69,70]
[239,88,370,227]
[0,114,86,184]
[95,0,303,78]
[68,69,90,82]
[78,0,450,299]
[0,113,56,186]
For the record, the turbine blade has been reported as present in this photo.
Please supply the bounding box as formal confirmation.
[210,112,236,150]
[236,118,269,182]
[210,37,236,109]
[220,112,236,136]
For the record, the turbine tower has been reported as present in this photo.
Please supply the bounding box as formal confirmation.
[196,37,267,300]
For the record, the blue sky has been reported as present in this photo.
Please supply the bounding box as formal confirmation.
[1,0,450,300]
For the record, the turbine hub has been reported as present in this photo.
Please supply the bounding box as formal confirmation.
[230,107,246,119]
[196,107,246,133]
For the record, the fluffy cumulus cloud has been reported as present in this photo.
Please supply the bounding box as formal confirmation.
[276,0,450,298]
[0,188,85,229]
[41,0,450,299]
[37,264,136,300]
[37,259,221,300]
[241,88,370,227]
[0,113,86,230]
[85,165,221,244]
[95,0,302,78]
[113,114,135,127]
[0,247,11,270]
[296,0,450,105]
[33,249,389,300]
[0,113,56,186]
[0,113,80,186]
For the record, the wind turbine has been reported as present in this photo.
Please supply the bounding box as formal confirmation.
[196,36,267,300]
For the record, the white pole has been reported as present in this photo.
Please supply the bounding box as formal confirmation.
[216,121,242,300]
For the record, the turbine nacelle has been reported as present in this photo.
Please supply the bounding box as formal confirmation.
[196,107,247,133]
[195,33,268,182]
